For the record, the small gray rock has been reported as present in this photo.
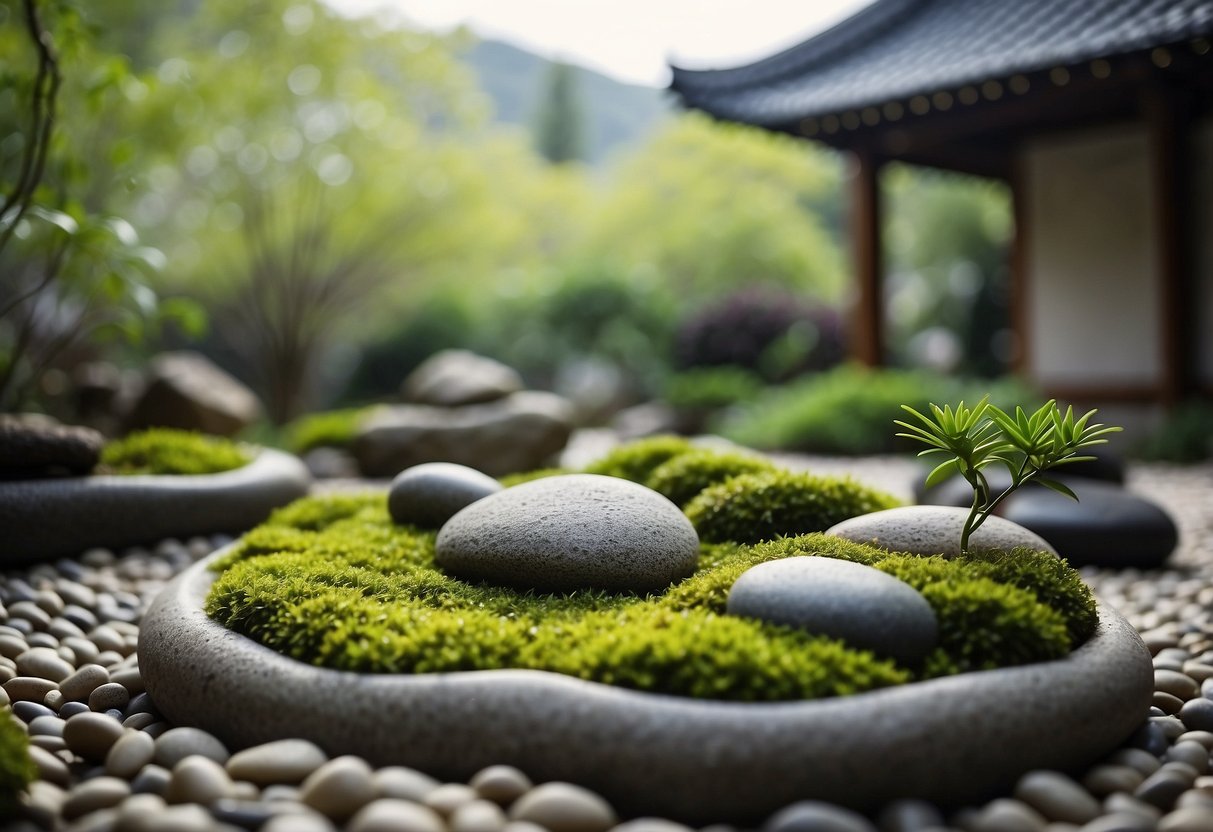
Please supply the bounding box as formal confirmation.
[1180,698,1213,732]
[154,726,230,767]
[165,754,233,805]
[762,800,877,832]
[15,646,74,682]
[727,556,938,664]
[452,799,509,832]
[389,462,503,528]
[349,798,448,832]
[403,350,523,407]
[63,711,125,761]
[300,755,378,821]
[436,474,699,594]
[59,664,109,702]
[106,729,156,778]
[1014,770,1102,824]
[373,766,441,802]
[89,681,131,712]
[827,505,1058,558]
[226,738,328,785]
[470,765,533,806]
[0,417,103,478]
[508,782,618,832]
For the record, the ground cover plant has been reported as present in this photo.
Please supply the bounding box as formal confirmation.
[282,407,371,454]
[716,365,1039,454]
[100,429,251,475]
[207,459,1098,700]
[0,713,36,816]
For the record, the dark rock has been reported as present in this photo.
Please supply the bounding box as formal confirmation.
[1000,480,1177,569]
[727,556,937,665]
[388,463,502,529]
[0,417,103,479]
[353,392,574,478]
[402,350,523,408]
[435,474,699,594]
[125,351,263,437]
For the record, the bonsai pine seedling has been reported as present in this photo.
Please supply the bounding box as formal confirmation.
[895,398,1121,555]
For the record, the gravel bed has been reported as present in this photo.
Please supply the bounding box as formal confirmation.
[2,459,1212,832]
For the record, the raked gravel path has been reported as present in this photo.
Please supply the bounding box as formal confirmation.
[2,455,1213,832]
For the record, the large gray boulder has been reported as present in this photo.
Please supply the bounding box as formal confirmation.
[352,392,574,478]
[126,352,263,437]
[402,350,523,408]
[435,474,699,594]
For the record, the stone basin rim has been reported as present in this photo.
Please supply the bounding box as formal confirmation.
[0,448,311,563]
[139,544,1153,825]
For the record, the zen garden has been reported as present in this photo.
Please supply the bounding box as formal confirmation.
[3,1,1213,831]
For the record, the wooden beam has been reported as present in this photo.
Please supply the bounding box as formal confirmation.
[850,151,884,366]
[1144,85,1195,408]
[1008,154,1030,377]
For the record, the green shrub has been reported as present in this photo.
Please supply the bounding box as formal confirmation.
[663,366,765,412]
[1134,400,1213,462]
[101,429,250,475]
[684,470,901,544]
[498,468,572,488]
[716,364,1039,454]
[0,713,35,816]
[208,502,1096,699]
[645,449,776,507]
[283,408,370,454]
[582,435,695,482]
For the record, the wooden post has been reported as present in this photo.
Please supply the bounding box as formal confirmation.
[1144,86,1194,408]
[851,150,884,366]
[1008,156,1030,377]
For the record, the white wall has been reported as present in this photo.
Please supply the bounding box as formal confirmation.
[1023,125,1162,388]
[1195,118,1213,389]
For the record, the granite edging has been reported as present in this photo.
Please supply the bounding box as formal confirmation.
[139,546,1154,825]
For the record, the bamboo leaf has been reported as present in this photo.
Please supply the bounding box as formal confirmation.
[1037,477,1079,501]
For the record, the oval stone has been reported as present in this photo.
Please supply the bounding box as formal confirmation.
[388,463,504,529]
[727,556,938,665]
[827,505,1058,558]
[435,474,699,594]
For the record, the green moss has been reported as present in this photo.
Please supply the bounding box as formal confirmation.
[684,470,902,544]
[498,468,572,488]
[582,435,695,483]
[645,450,777,507]
[208,495,1097,701]
[0,713,36,816]
[283,408,369,453]
[101,429,250,475]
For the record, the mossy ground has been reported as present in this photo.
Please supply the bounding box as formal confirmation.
[0,712,35,815]
[101,429,250,475]
[208,488,1098,701]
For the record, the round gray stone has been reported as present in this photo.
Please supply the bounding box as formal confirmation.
[226,738,329,785]
[762,800,877,832]
[726,556,938,665]
[388,463,503,529]
[435,474,699,593]
[154,726,230,767]
[827,505,1058,558]
[508,782,618,832]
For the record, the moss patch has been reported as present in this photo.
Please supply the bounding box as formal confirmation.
[582,435,695,483]
[0,713,36,816]
[208,493,1097,701]
[498,468,572,488]
[645,450,777,508]
[283,408,369,454]
[101,429,251,475]
[684,470,902,544]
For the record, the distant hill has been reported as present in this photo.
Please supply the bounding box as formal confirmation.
[460,38,675,166]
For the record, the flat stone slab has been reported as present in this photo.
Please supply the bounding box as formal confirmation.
[140,547,1152,825]
[435,474,699,594]
[827,506,1058,558]
[0,449,310,565]
[727,556,937,665]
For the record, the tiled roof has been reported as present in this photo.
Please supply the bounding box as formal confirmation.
[669,0,1213,127]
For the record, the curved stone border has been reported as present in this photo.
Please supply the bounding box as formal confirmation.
[141,549,1153,825]
[0,450,311,564]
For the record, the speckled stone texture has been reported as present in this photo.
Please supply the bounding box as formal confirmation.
[726,556,938,665]
[0,449,310,564]
[826,505,1058,558]
[140,546,1153,825]
[388,463,503,529]
[435,474,699,593]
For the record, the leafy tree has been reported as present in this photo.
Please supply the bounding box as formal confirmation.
[0,0,201,412]
[533,61,585,165]
[581,113,845,302]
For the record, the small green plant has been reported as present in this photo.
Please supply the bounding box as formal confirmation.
[0,712,36,816]
[895,398,1121,554]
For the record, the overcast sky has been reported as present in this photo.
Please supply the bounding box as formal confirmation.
[326,0,873,87]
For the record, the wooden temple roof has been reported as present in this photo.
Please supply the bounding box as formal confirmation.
[669,0,1213,177]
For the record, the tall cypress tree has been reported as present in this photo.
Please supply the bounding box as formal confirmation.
[533,61,586,164]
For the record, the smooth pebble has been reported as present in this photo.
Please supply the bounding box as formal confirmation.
[509,782,619,832]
